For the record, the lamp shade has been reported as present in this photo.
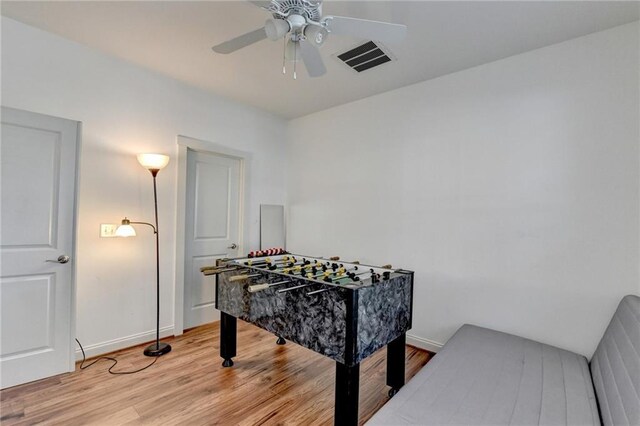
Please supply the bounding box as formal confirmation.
[137,154,169,171]
[304,25,328,47]
[264,18,289,41]
[115,218,137,237]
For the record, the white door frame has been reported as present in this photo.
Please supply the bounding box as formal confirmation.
[174,135,250,335]
[70,124,82,372]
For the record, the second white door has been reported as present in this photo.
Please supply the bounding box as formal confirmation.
[184,149,241,329]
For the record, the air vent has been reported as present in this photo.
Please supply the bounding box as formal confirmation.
[336,41,393,73]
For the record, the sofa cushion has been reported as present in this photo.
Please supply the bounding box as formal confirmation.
[367,324,599,425]
[590,294,640,426]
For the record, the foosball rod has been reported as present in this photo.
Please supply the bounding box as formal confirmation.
[248,279,292,293]
[306,265,393,293]
[250,257,315,271]
[285,265,361,286]
[233,258,310,277]
[290,260,347,275]
[287,263,337,278]
[272,260,330,274]
[244,255,297,267]
[305,270,335,280]
[307,287,332,296]
[307,272,377,295]
[277,280,323,293]
[333,269,378,283]
[247,254,336,267]
[270,259,317,272]
[252,256,348,274]
[252,255,340,267]
[229,273,262,282]
[306,271,369,295]
[279,267,358,293]
[305,265,359,281]
[200,266,242,276]
[201,258,271,275]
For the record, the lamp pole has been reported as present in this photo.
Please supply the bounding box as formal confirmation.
[143,168,171,357]
[117,154,171,357]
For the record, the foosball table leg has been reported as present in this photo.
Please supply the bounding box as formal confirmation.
[386,333,406,396]
[334,361,360,426]
[276,336,286,345]
[220,312,237,367]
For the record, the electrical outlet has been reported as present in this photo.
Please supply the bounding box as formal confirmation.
[100,224,118,238]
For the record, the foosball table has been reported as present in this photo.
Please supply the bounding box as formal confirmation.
[201,251,414,425]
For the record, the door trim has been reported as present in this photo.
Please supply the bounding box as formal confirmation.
[69,121,82,371]
[174,135,250,335]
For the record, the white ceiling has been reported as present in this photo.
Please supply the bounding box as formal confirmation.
[2,1,638,119]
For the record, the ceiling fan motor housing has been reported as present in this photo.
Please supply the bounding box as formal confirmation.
[287,14,307,32]
[266,0,323,22]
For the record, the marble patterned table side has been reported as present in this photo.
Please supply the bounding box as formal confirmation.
[217,271,348,363]
[355,273,413,363]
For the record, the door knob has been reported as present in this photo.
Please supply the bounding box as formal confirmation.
[46,255,70,264]
[227,243,238,250]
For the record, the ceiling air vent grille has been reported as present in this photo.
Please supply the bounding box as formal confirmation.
[336,41,393,73]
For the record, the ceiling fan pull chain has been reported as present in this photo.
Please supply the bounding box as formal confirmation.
[293,40,297,80]
[282,36,287,74]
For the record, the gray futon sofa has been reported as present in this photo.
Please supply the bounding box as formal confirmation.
[367,295,639,425]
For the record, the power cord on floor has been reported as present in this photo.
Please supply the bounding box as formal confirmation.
[75,338,159,375]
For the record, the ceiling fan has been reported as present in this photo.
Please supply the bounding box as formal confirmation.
[212,0,407,79]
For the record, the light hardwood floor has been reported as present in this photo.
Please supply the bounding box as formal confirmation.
[1,321,432,425]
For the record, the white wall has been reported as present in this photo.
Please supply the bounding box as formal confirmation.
[3,16,638,361]
[1,17,288,356]
[287,22,640,357]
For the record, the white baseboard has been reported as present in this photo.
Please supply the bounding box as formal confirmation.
[406,333,443,353]
[74,327,441,359]
[75,325,174,360]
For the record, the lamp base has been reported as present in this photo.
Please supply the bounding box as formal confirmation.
[143,342,172,357]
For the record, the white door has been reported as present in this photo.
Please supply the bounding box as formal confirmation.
[0,107,79,388]
[184,149,241,329]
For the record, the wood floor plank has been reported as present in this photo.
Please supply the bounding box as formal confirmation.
[1,321,432,425]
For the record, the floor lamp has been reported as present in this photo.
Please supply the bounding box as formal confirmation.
[116,153,172,357]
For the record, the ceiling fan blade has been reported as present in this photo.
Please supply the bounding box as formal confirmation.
[299,41,327,78]
[325,16,407,43]
[212,28,267,54]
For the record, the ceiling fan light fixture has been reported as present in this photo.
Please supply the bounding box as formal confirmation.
[265,18,290,41]
[304,25,328,47]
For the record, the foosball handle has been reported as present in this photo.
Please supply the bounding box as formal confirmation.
[330,256,340,261]
[382,264,393,269]
[229,275,250,282]
[201,267,237,276]
[200,265,217,272]
[351,260,360,264]
[248,283,270,293]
